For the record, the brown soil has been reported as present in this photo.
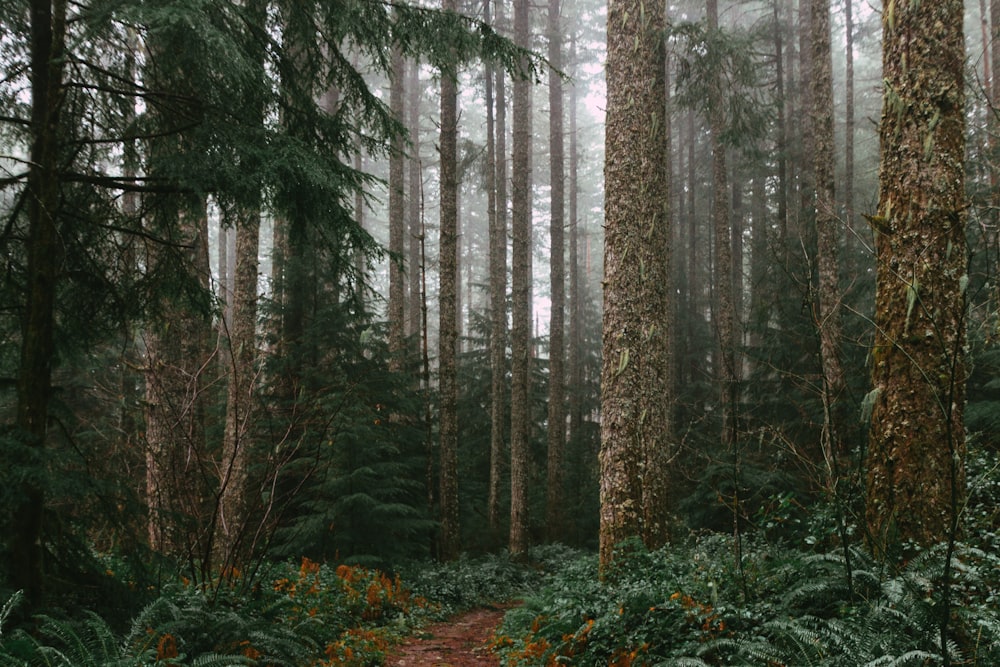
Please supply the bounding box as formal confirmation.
[386,604,512,667]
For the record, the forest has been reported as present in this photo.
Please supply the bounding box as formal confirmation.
[1,0,999,664]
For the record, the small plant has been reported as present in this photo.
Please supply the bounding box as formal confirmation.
[494,537,1000,666]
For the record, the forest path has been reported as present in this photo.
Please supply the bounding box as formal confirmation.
[386,604,512,666]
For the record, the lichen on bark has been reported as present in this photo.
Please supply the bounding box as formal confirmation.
[865,0,968,559]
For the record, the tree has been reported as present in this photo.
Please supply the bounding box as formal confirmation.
[865,0,968,557]
[389,43,407,366]
[486,0,509,540]
[218,0,267,571]
[438,0,461,561]
[809,0,845,487]
[706,0,737,449]
[11,0,69,610]
[509,0,533,557]
[545,0,567,543]
[599,0,670,568]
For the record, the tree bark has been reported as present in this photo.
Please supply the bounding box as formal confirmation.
[567,32,583,527]
[408,61,423,345]
[844,0,856,258]
[219,209,260,569]
[389,44,407,367]
[707,0,736,449]
[438,5,461,560]
[12,0,69,610]
[600,0,670,568]
[809,0,845,488]
[865,0,967,557]
[509,0,533,557]
[486,0,508,539]
[545,0,567,543]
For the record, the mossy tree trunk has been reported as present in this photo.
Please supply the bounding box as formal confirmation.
[599,0,670,569]
[865,0,968,558]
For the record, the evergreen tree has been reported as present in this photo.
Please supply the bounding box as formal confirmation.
[545,0,567,543]
[865,0,968,557]
[600,0,670,567]
[509,0,533,558]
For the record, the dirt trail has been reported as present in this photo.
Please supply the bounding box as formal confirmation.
[386,605,511,666]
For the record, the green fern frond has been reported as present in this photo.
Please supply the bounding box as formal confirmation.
[863,649,941,666]
[0,592,22,637]
[657,657,711,666]
[188,654,252,666]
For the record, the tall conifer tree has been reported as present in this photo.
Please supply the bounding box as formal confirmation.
[865,0,968,557]
[600,0,670,567]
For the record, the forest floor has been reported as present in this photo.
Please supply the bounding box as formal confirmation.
[386,603,514,666]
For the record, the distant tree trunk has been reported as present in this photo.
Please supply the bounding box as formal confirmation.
[545,0,567,543]
[509,0,533,557]
[797,0,814,248]
[749,169,768,354]
[487,0,508,538]
[775,1,790,247]
[219,209,260,569]
[991,0,1000,318]
[12,0,69,610]
[438,5,461,560]
[407,61,423,345]
[567,32,583,499]
[218,224,231,333]
[707,0,736,449]
[844,0,855,257]
[600,0,670,568]
[389,44,406,367]
[216,0,265,573]
[809,0,845,488]
[731,174,744,331]
[982,0,992,104]
[865,0,967,557]
[686,110,699,388]
[144,201,213,571]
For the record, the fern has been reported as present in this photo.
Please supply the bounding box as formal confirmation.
[863,650,941,666]
[0,592,21,637]
[0,611,245,666]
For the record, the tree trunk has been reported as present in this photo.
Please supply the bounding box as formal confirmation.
[567,32,583,526]
[809,0,845,489]
[844,0,856,258]
[865,0,967,558]
[686,110,699,389]
[144,202,213,572]
[219,210,260,569]
[216,0,266,573]
[438,8,461,560]
[509,0,533,557]
[707,0,736,449]
[600,0,670,568]
[487,0,509,539]
[545,0,567,543]
[389,44,407,367]
[12,0,69,611]
[408,60,423,345]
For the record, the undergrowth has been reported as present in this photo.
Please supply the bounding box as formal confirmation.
[493,536,1000,666]
[0,549,549,666]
